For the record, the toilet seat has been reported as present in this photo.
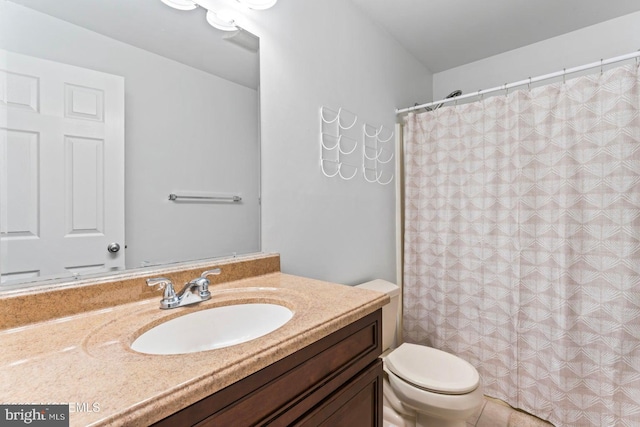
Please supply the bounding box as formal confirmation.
[385,343,480,395]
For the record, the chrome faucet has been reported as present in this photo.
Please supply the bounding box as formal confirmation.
[147,269,221,309]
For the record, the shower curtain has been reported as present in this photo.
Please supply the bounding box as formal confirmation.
[403,63,640,427]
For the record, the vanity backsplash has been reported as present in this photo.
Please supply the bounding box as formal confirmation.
[0,253,280,330]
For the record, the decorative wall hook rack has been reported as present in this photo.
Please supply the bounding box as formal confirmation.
[320,106,394,184]
[362,123,394,185]
[320,106,360,180]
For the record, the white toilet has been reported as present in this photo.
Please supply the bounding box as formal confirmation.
[356,280,483,427]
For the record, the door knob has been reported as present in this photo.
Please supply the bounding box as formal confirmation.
[107,242,121,253]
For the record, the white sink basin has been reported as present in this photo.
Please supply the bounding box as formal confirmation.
[131,303,293,355]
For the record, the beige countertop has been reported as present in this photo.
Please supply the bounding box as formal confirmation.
[0,272,387,426]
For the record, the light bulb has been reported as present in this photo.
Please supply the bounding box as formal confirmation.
[217,9,237,23]
[205,9,238,31]
[160,0,198,11]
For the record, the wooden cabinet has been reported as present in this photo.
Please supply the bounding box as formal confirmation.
[153,309,383,427]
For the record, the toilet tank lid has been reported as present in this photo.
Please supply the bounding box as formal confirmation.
[355,279,400,297]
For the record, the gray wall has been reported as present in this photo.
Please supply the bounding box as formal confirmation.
[247,0,432,285]
[433,11,640,100]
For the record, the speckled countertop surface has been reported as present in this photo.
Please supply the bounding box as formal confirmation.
[0,272,387,426]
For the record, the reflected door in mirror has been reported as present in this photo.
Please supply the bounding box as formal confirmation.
[0,50,125,284]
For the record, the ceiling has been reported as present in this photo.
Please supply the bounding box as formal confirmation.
[349,0,640,73]
[8,0,259,89]
[10,1,640,83]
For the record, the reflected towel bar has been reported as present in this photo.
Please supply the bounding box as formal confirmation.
[168,193,242,202]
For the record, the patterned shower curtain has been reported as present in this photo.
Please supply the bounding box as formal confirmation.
[403,63,640,427]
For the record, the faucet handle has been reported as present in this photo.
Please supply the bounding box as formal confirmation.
[147,277,179,309]
[201,268,221,278]
[195,269,220,299]
[146,277,173,290]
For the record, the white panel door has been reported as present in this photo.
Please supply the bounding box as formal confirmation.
[0,50,125,285]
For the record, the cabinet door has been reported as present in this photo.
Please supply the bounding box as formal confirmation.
[294,359,383,427]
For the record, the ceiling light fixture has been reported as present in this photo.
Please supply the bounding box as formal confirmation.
[160,0,277,32]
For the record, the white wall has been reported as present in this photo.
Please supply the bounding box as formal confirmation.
[245,0,432,284]
[433,11,640,100]
[1,2,260,270]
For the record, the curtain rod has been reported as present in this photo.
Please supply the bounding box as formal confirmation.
[396,50,640,115]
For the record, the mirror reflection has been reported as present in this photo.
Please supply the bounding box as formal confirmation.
[0,0,261,289]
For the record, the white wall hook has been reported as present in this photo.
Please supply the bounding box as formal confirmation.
[320,106,340,124]
[363,145,383,161]
[321,133,341,150]
[321,159,341,178]
[377,172,394,185]
[377,150,394,164]
[363,167,380,183]
[338,163,358,180]
[363,124,381,138]
[338,135,358,155]
[377,126,394,143]
[337,108,358,130]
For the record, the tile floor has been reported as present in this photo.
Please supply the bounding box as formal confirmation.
[466,397,555,427]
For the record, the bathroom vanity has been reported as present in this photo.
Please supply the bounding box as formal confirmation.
[0,254,387,426]
[154,310,383,426]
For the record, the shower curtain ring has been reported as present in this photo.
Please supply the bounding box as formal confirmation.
[528,77,532,91]
[600,59,604,75]
[563,68,566,84]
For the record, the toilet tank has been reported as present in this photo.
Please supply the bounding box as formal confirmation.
[355,279,400,351]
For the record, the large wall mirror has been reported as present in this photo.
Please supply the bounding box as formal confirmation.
[0,0,261,290]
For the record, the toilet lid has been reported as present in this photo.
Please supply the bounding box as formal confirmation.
[385,343,480,395]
